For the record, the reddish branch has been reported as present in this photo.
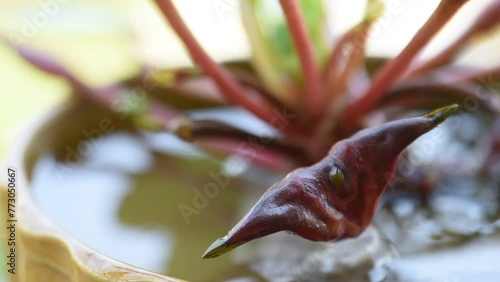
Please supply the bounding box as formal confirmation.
[425,65,500,85]
[378,82,498,114]
[323,22,372,101]
[404,0,500,79]
[279,0,323,117]
[340,0,469,126]
[453,66,500,85]
[11,44,88,97]
[153,0,283,129]
[174,119,306,160]
[195,138,293,171]
[11,44,189,132]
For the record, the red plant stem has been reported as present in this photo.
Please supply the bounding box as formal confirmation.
[403,38,470,80]
[279,0,323,117]
[322,32,353,92]
[174,118,306,158]
[425,65,500,85]
[10,43,89,97]
[11,43,186,131]
[326,23,371,101]
[196,138,292,171]
[453,66,500,85]
[229,68,291,110]
[403,0,500,79]
[153,0,282,129]
[341,0,468,125]
[377,82,497,114]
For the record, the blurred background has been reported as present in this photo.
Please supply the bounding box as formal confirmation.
[3,0,499,158]
[1,0,498,160]
[1,0,499,281]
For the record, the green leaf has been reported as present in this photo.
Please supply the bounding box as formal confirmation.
[241,0,327,103]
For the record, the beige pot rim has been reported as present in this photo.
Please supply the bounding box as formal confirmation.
[2,101,185,282]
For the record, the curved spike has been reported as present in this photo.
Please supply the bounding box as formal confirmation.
[203,105,459,258]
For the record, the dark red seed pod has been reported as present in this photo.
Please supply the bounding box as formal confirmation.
[203,104,459,258]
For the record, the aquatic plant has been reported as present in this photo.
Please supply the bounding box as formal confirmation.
[7,0,500,260]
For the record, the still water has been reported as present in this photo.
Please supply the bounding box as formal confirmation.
[30,115,500,281]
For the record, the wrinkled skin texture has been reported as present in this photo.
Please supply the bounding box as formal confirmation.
[203,105,458,258]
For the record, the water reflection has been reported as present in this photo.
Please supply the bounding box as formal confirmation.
[29,113,500,281]
[82,132,154,173]
[31,133,172,272]
[389,234,500,282]
[31,131,262,281]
